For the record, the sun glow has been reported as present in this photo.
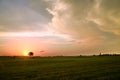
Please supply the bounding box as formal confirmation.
[23,51,29,56]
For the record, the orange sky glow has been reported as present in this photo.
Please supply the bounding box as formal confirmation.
[0,0,120,56]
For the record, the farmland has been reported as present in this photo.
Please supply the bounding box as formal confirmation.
[0,56,120,80]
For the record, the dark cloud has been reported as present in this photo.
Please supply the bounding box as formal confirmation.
[0,0,52,32]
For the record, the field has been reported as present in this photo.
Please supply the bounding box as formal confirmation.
[0,56,120,80]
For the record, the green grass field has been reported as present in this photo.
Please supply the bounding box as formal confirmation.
[0,56,120,80]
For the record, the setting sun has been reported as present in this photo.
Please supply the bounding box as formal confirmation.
[23,51,29,56]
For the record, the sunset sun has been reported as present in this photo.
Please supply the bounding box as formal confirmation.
[23,51,29,56]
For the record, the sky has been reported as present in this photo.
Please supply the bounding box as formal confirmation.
[0,0,120,56]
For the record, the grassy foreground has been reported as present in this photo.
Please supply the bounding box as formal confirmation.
[0,56,120,80]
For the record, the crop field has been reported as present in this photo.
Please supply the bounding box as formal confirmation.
[0,56,120,80]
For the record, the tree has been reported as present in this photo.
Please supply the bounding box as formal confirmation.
[28,52,34,57]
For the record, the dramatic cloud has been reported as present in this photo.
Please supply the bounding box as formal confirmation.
[46,0,120,46]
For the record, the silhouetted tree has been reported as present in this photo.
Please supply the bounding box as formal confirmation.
[28,52,34,57]
[99,52,102,56]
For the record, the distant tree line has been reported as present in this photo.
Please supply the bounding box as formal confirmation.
[98,53,120,56]
[92,53,120,56]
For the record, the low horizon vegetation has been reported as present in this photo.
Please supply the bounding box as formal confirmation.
[0,56,120,80]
